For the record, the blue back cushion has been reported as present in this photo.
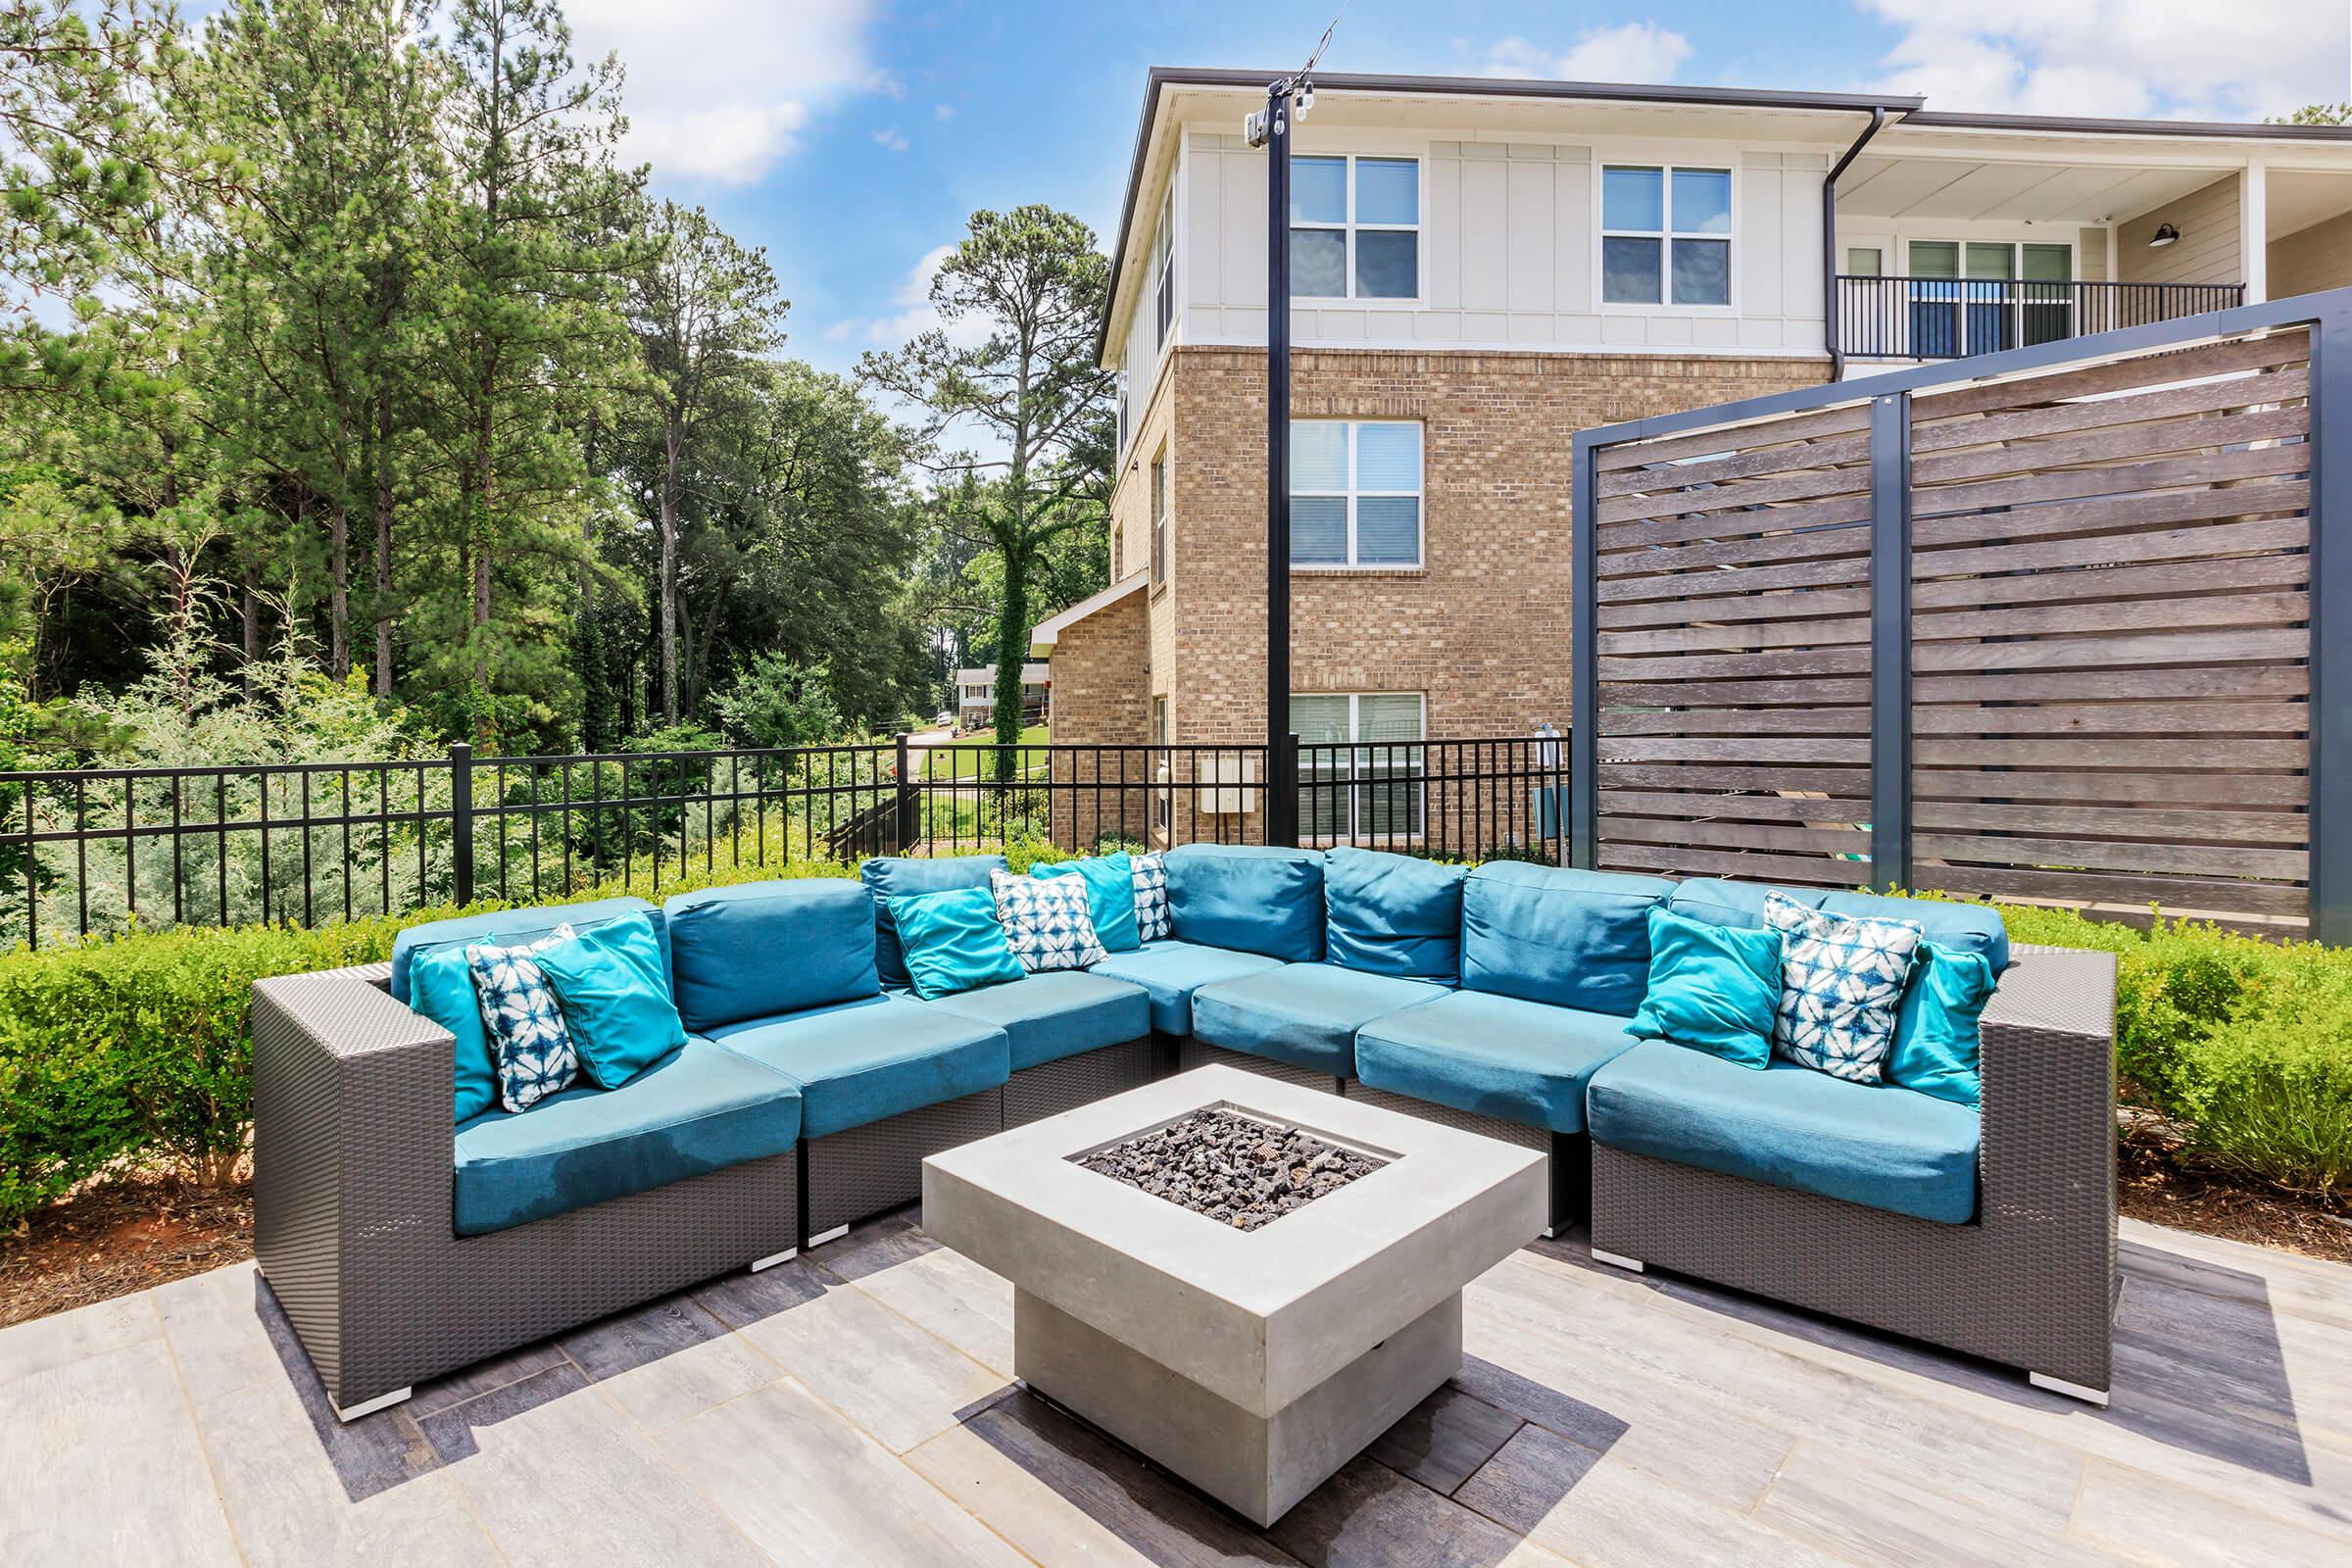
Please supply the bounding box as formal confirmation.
[1820,890,2010,974]
[859,855,1008,989]
[1462,863,1674,1017]
[665,879,879,1031]
[390,896,662,1006]
[1665,879,1828,931]
[1323,847,1466,982]
[1163,844,1326,962]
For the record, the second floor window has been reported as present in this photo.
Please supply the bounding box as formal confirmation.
[1291,155,1418,301]
[1151,448,1171,586]
[1291,420,1422,568]
[1602,165,1732,307]
[1153,189,1175,348]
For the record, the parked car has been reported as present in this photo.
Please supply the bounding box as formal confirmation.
[932,711,954,728]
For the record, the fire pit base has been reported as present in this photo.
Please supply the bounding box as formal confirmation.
[1015,1286,1461,1526]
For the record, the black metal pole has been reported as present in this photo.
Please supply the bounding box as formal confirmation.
[1265,80,1295,848]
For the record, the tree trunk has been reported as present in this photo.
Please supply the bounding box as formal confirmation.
[327,501,351,678]
[991,546,1028,784]
[660,411,682,723]
[373,394,395,696]
[242,568,260,698]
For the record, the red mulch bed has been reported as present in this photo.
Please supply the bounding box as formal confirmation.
[3,1134,2345,1328]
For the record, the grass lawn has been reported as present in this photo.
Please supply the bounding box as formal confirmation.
[922,723,1050,781]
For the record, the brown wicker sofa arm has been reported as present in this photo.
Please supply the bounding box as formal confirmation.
[1977,943,2118,1232]
[251,962,458,1404]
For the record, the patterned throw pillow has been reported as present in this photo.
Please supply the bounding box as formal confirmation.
[467,926,580,1113]
[1762,892,1923,1083]
[1132,852,1171,942]
[989,869,1107,972]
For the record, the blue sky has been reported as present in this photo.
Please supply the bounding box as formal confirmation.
[563,0,2350,377]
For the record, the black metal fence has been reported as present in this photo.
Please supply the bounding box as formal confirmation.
[0,731,1570,949]
[1835,275,2244,362]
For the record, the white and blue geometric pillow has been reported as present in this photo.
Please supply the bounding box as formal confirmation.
[990,869,1106,972]
[1762,893,1923,1083]
[467,925,580,1113]
[1132,853,1171,943]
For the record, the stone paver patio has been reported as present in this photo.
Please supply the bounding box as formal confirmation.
[3,1211,2348,1566]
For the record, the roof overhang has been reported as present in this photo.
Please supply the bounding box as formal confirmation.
[1030,571,1148,658]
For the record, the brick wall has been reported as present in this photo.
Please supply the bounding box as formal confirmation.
[1047,584,1153,851]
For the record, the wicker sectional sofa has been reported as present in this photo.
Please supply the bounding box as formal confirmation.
[252,843,2118,1422]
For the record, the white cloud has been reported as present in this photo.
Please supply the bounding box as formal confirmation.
[1488,23,1693,83]
[874,125,909,152]
[826,243,994,349]
[934,102,956,121]
[1861,0,2350,121]
[566,0,888,184]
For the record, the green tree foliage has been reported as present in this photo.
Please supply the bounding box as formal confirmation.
[863,206,1114,775]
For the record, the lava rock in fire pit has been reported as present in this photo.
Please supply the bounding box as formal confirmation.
[1075,1108,1387,1230]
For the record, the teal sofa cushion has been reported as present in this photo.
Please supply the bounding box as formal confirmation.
[706,994,1009,1139]
[1163,845,1326,962]
[1665,879,1828,931]
[1088,939,1287,1035]
[391,896,662,1005]
[1033,853,1142,953]
[1323,847,1467,983]
[860,856,1008,990]
[1888,942,1999,1107]
[1626,906,1783,1068]
[1587,1040,1981,1225]
[1462,863,1674,1017]
[891,884,1026,1000]
[921,969,1152,1071]
[452,1038,802,1237]
[665,879,878,1030]
[1355,990,1642,1134]
[1821,890,2009,975]
[411,939,500,1122]
[1191,960,1445,1077]
[533,913,688,1088]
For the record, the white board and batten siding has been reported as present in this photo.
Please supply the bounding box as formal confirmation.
[1173,129,1829,359]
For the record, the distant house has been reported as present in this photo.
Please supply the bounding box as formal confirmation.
[955,663,1050,729]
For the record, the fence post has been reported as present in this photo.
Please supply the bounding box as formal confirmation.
[1569,430,1600,870]
[1268,733,1300,849]
[1868,393,1913,895]
[2311,303,2351,945]
[893,732,916,854]
[449,741,474,905]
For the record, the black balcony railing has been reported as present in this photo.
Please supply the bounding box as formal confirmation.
[1835,275,2245,362]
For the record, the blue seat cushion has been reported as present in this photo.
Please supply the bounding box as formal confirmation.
[705,994,1009,1139]
[665,879,878,1030]
[391,896,662,1005]
[859,855,1008,990]
[1356,990,1642,1135]
[452,1038,802,1237]
[1586,1040,1981,1225]
[1462,864,1674,1017]
[1323,847,1466,983]
[920,970,1152,1071]
[1087,939,1288,1035]
[1191,961,1446,1078]
[1163,844,1326,962]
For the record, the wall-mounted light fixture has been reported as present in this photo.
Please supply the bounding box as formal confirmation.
[2148,221,2180,248]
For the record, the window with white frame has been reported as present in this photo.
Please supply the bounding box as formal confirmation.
[1601,166,1732,307]
[1290,155,1419,300]
[1150,446,1170,587]
[1290,419,1422,568]
[1152,187,1175,348]
[1293,693,1425,843]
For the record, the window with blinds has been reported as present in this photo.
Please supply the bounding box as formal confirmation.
[1290,420,1422,568]
[1293,692,1425,843]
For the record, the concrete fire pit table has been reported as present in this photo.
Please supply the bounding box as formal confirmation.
[921,1065,1548,1525]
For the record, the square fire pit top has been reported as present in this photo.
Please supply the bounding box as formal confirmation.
[921,1066,1547,1415]
[1074,1107,1389,1231]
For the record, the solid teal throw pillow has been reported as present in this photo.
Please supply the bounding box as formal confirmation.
[533,913,687,1090]
[1887,941,1998,1106]
[411,937,501,1121]
[1034,853,1142,953]
[1626,906,1782,1068]
[892,885,1026,999]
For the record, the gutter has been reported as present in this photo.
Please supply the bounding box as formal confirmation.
[1824,106,1888,383]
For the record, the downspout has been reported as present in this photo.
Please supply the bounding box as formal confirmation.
[1825,106,1887,382]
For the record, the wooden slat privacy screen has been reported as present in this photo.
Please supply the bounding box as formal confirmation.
[1576,310,2334,939]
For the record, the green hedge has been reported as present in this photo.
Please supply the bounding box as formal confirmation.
[2,862,2345,1225]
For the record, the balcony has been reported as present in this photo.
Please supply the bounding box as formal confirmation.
[1834,275,2245,363]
